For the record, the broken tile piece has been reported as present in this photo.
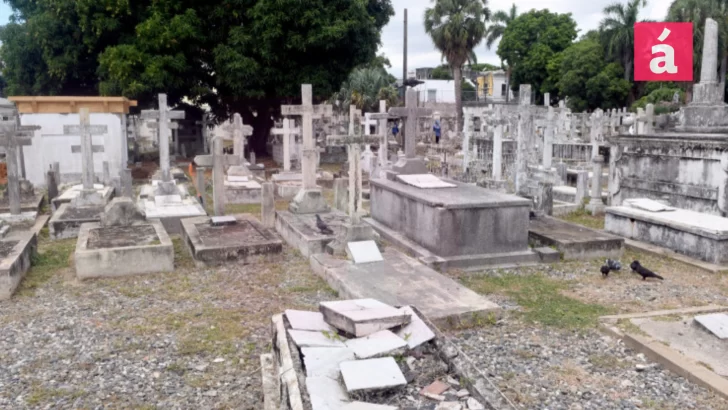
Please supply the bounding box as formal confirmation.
[422,392,446,401]
[320,299,411,337]
[466,397,485,410]
[340,357,407,393]
[306,376,349,410]
[345,330,407,359]
[694,313,728,339]
[421,380,451,397]
[302,347,355,378]
[456,388,470,398]
[285,309,335,332]
[341,402,398,410]
[287,329,346,348]
[396,306,436,349]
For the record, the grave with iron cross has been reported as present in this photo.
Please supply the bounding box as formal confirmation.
[281,84,333,214]
[0,112,40,217]
[270,118,301,173]
[141,94,186,195]
[387,88,433,179]
[325,113,380,256]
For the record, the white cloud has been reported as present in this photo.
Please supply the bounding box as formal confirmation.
[380,0,670,77]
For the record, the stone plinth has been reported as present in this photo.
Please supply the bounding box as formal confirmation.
[139,196,207,235]
[529,216,624,260]
[367,178,540,270]
[0,193,44,215]
[0,231,37,300]
[224,176,262,204]
[181,214,283,266]
[275,210,349,258]
[49,204,105,239]
[606,206,728,265]
[52,184,114,211]
[272,172,304,200]
[75,221,174,279]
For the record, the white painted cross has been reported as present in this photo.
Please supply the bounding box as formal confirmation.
[389,89,433,170]
[368,101,395,177]
[270,118,300,172]
[62,108,108,192]
[0,113,40,214]
[141,94,186,182]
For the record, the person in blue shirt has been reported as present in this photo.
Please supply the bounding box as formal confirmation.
[433,119,441,144]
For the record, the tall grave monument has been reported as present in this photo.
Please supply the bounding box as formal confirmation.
[386,89,433,179]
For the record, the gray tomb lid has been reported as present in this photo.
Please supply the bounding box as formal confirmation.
[694,313,728,339]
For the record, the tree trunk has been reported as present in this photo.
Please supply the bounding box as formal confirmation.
[453,65,463,134]
[240,103,274,156]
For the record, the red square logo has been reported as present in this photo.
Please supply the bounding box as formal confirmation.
[634,22,693,82]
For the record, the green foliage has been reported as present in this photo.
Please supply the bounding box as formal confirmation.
[331,67,397,112]
[432,65,453,80]
[462,80,477,102]
[631,87,685,112]
[468,63,500,72]
[485,4,518,51]
[599,0,648,81]
[497,9,577,102]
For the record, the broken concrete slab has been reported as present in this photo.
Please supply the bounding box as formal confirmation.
[421,380,450,396]
[344,329,408,359]
[341,402,398,410]
[287,329,346,348]
[306,376,349,410]
[340,357,407,393]
[396,306,436,349]
[320,299,411,337]
[346,240,383,264]
[529,216,624,260]
[466,397,485,410]
[285,309,335,332]
[301,347,355,379]
[694,313,728,339]
[435,402,462,410]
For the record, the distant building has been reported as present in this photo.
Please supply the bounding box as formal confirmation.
[479,70,514,102]
[411,79,478,104]
[416,68,434,80]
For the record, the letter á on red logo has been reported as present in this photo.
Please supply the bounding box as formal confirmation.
[634,22,693,82]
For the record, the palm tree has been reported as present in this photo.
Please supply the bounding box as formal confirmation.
[484,3,517,102]
[331,67,397,113]
[425,0,490,133]
[599,0,649,81]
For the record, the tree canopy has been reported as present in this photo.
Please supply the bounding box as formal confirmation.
[497,9,577,103]
[0,0,395,152]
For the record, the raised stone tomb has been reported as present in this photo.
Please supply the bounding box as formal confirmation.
[181,214,283,266]
[529,216,624,260]
[49,203,105,240]
[275,209,349,258]
[51,183,114,211]
[0,231,37,300]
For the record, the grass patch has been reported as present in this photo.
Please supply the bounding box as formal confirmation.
[559,208,605,230]
[16,238,75,297]
[462,273,611,329]
[589,354,629,370]
[172,237,195,270]
[225,203,261,215]
[698,361,715,372]
[616,318,649,337]
[26,384,86,406]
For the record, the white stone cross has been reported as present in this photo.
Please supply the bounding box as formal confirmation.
[491,106,507,181]
[0,113,39,214]
[270,118,300,172]
[388,89,433,175]
[281,85,333,214]
[368,101,395,176]
[62,108,108,192]
[589,109,604,158]
[216,113,254,173]
[543,106,555,169]
[141,94,186,182]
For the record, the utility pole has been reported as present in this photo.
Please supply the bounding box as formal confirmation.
[402,8,408,101]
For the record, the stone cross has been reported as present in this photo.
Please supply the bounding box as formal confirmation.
[363,113,378,136]
[193,134,241,216]
[281,84,333,214]
[635,108,646,135]
[492,106,507,181]
[645,104,655,134]
[271,119,300,172]
[141,94,186,183]
[516,84,533,193]
[327,116,380,224]
[543,106,555,169]
[217,113,254,173]
[0,114,39,214]
[586,155,606,215]
[589,109,604,159]
[388,89,433,175]
[62,108,108,193]
[369,101,394,177]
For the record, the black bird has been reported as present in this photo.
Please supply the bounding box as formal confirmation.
[600,265,611,278]
[315,214,334,235]
[529,211,537,220]
[606,259,622,271]
[630,261,664,281]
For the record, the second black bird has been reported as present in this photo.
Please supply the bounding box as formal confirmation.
[630,260,664,281]
[315,214,334,235]
[600,265,611,278]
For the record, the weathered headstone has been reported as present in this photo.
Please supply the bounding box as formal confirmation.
[516,84,533,193]
[261,182,275,228]
[368,100,394,177]
[388,89,433,176]
[120,169,133,199]
[587,155,605,215]
[536,181,554,216]
[576,170,589,204]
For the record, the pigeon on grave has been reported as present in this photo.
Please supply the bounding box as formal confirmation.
[606,259,622,271]
[600,265,611,278]
[630,261,664,281]
[315,214,334,235]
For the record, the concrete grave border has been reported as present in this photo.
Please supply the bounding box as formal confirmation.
[623,237,728,274]
[599,306,728,400]
[49,203,105,240]
[0,231,37,301]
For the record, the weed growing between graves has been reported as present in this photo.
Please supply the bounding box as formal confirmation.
[461,273,611,329]
[559,207,605,230]
[17,238,75,297]
[172,237,195,270]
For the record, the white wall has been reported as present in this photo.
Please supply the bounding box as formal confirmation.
[20,113,126,187]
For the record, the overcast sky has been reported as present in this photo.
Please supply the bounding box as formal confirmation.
[380,0,671,77]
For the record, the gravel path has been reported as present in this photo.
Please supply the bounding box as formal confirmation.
[0,240,335,409]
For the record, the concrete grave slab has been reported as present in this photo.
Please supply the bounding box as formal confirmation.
[311,249,501,329]
[285,309,335,332]
[306,376,350,410]
[319,299,410,337]
[287,329,347,348]
[225,177,263,204]
[397,174,458,189]
[275,209,350,258]
[181,214,283,266]
[75,220,174,279]
[301,347,355,378]
[694,313,728,339]
[0,193,44,215]
[396,306,436,349]
[141,196,207,235]
[0,231,37,301]
[340,357,407,393]
[624,198,676,212]
[227,175,250,183]
[52,184,113,210]
[529,216,624,260]
[346,241,383,264]
[154,195,182,206]
[49,203,105,240]
[342,402,398,410]
[344,330,407,359]
[210,216,237,226]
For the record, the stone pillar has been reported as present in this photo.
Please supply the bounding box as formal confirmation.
[701,18,719,84]
[586,155,605,215]
[158,94,171,182]
[493,115,503,181]
[6,138,20,216]
[46,168,58,208]
[250,151,256,166]
[544,93,550,106]
[536,181,553,216]
[261,182,275,228]
[575,170,589,205]
[196,167,206,200]
[120,169,133,199]
[212,137,226,216]
[17,145,26,181]
[103,161,110,186]
[636,108,646,135]
[348,145,363,225]
[556,163,568,185]
[333,178,348,213]
[645,104,655,134]
[462,110,472,172]
[608,145,622,207]
[516,84,533,194]
[543,106,554,169]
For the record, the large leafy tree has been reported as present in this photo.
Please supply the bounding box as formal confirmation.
[0,0,394,153]
[484,3,518,101]
[497,9,577,104]
[599,0,648,81]
[424,0,490,132]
